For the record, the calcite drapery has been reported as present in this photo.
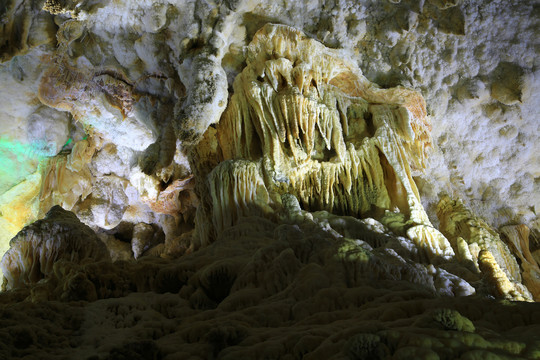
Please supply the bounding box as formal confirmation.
[500,224,540,301]
[437,195,534,301]
[207,24,452,261]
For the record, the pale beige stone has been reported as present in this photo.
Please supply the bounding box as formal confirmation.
[38,138,96,216]
[500,224,540,301]
[437,195,521,282]
[208,24,452,262]
[478,249,532,302]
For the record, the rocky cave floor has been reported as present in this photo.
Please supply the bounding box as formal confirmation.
[0,207,539,360]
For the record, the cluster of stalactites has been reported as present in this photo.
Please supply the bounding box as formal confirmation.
[218,24,433,221]
[221,77,351,165]
[228,24,432,170]
[288,139,390,217]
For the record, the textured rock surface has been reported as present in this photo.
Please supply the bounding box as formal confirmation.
[0,0,539,358]
[1,205,110,291]
[1,213,539,359]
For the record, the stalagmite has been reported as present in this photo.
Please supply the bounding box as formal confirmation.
[1,205,110,291]
[478,250,532,301]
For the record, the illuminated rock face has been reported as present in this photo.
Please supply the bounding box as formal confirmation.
[218,24,431,221]
[209,24,453,262]
[38,54,155,152]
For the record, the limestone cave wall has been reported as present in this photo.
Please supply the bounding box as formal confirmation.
[0,0,538,359]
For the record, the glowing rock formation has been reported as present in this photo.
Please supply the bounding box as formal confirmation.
[0,172,41,279]
[0,0,538,356]
[0,172,41,236]
[211,24,452,260]
[478,250,531,302]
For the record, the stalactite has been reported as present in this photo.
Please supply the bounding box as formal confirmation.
[201,24,458,265]
[212,24,448,258]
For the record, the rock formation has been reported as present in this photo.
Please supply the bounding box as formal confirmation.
[1,205,109,293]
[0,0,538,358]
[210,25,452,263]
